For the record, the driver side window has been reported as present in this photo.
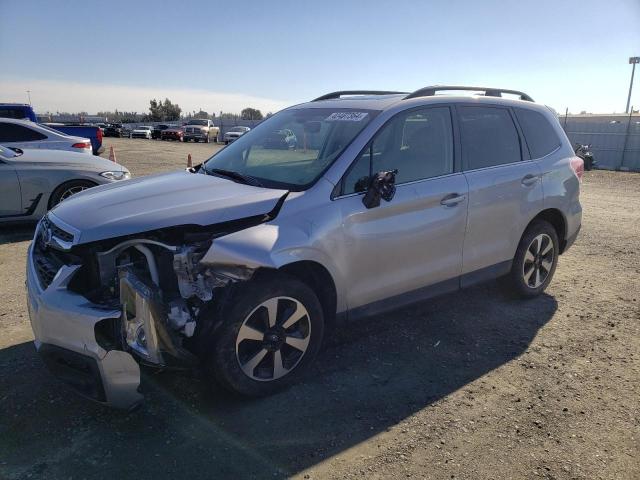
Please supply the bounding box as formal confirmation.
[341,106,454,195]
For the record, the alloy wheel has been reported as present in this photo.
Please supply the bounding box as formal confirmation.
[523,233,554,288]
[59,185,90,202]
[235,296,311,381]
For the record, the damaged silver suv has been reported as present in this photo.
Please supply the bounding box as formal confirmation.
[26,86,583,408]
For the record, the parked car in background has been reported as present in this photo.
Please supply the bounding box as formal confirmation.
[161,125,184,141]
[152,124,171,139]
[0,103,38,122]
[0,104,104,154]
[183,119,220,143]
[263,128,297,149]
[103,123,123,137]
[131,126,153,139]
[223,126,250,144]
[41,123,103,155]
[0,118,93,154]
[0,144,130,221]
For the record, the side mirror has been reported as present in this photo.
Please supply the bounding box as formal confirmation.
[362,170,397,209]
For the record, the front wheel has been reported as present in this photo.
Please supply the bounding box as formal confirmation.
[206,272,325,396]
[49,180,96,208]
[505,220,559,298]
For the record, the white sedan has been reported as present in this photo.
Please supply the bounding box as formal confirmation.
[131,126,153,139]
[223,126,250,144]
[0,144,130,222]
[0,118,92,154]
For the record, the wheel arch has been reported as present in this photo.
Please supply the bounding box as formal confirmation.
[278,260,338,327]
[526,208,568,253]
[48,178,98,209]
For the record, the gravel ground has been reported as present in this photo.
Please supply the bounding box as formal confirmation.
[0,141,638,479]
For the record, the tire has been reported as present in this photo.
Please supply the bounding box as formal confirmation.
[584,156,594,171]
[225,140,229,145]
[505,220,559,298]
[206,272,325,396]
[49,180,97,209]
[204,136,210,144]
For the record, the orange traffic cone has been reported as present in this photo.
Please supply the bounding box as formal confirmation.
[187,153,193,168]
[109,146,117,163]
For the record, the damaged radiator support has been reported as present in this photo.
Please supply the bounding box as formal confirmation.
[119,269,195,366]
[98,239,256,367]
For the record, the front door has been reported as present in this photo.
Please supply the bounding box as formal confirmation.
[333,106,468,312]
[0,160,23,217]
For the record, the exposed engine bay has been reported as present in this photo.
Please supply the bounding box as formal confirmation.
[63,223,262,369]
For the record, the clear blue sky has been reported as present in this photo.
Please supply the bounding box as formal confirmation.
[1,0,639,114]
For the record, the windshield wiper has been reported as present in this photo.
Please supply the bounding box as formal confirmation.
[206,168,263,187]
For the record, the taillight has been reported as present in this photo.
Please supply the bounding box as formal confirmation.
[97,127,103,143]
[570,156,584,182]
[72,142,91,149]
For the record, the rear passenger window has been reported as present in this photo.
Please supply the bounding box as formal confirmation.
[458,107,521,170]
[0,123,47,142]
[514,108,561,158]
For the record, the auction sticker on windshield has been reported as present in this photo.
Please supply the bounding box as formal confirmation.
[325,112,369,122]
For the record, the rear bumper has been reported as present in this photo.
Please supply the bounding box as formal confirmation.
[26,244,143,409]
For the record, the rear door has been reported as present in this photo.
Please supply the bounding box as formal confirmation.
[457,105,543,283]
[335,105,468,311]
[0,122,49,150]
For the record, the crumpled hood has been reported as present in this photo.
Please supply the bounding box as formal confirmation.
[50,170,288,244]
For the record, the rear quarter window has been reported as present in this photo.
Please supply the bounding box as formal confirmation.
[514,108,561,158]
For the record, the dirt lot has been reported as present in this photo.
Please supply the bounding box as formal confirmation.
[0,139,638,480]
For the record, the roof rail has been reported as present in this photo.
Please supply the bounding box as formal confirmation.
[404,85,534,102]
[312,90,408,102]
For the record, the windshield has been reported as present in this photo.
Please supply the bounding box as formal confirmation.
[203,108,378,190]
[187,119,208,126]
[230,127,247,132]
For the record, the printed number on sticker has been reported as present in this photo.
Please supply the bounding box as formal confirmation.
[325,112,368,122]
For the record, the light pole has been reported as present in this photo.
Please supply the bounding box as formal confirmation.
[26,90,31,105]
[626,56,640,114]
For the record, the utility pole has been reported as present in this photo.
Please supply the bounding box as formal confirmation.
[626,57,639,114]
[26,90,31,105]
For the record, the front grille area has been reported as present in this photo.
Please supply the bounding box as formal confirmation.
[32,218,78,289]
[32,241,72,289]
[41,216,74,243]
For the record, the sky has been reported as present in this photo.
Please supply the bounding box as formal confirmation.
[1,0,639,115]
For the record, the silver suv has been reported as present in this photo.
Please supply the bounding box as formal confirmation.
[26,86,582,408]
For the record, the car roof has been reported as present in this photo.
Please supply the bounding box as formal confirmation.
[292,86,545,113]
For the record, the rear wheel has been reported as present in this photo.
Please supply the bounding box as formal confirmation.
[505,220,559,298]
[206,272,324,396]
[49,180,96,208]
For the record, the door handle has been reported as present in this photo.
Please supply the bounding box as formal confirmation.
[521,174,540,186]
[440,193,466,207]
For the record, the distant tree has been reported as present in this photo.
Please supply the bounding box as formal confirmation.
[241,108,263,120]
[194,110,209,119]
[162,98,181,121]
[148,98,182,121]
[220,112,238,120]
[265,112,274,118]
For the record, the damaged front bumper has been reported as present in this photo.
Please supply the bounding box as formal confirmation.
[26,244,144,409]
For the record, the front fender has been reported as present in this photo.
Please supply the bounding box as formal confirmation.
[200,222,347,312]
